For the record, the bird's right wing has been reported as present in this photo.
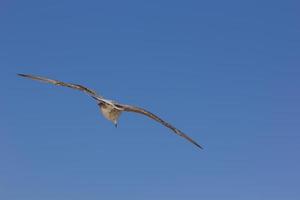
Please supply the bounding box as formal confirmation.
[18,73,105,100]
[115,103,203,149]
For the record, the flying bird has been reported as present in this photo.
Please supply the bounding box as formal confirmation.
[18,73,203,149]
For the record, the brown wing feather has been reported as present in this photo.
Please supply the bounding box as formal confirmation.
[18,74,104,99]
[116,103,203,149]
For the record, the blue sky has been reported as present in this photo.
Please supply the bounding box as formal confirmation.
[1,0,299,199]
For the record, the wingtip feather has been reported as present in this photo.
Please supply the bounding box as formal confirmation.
[196,143,204,150]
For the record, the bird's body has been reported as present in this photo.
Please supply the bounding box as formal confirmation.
[99,102,122,126]
[18,73,203,149]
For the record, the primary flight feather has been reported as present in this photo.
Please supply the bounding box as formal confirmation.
[18,73,203,149]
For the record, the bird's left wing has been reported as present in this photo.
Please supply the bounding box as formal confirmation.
[115,103,203,149]
[18,73,104,100]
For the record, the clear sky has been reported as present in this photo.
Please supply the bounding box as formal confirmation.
[1,0,299,199]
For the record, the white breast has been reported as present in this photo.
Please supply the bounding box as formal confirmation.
[100,103,121,122]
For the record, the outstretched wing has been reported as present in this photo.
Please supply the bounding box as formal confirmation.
[115,103,203,149]
[18,73,104,100]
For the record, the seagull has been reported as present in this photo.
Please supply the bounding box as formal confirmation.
[18,73,203,149]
